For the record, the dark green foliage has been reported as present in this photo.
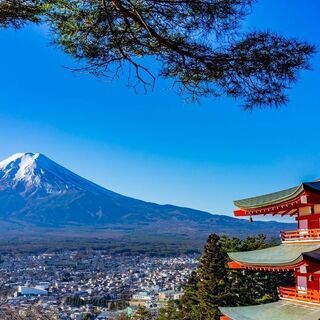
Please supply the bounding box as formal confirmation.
[116,314,130,320]
[0,237,205,256]
[65,296,128,310]
[132,306,151,320]
[0,0,315,108]
[110,301,116,311]
[177,234,234,320]
[65,295,86,307]
[157,300,180,320]
[195,234,233,319]
[0,0,48,28]
[178,271,201,319]
[82,313,94,320]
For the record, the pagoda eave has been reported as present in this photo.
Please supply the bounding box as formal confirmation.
[228,260,304,271]
[227,244,320,270]
[234,191,320,217]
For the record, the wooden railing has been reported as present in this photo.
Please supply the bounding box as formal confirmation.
[280,229,320,242]
[278,286,320,304]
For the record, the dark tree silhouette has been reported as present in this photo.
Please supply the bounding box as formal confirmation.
[0,0,46,27]
[0,0,316,108]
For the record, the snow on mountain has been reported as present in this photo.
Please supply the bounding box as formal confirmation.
[0,152,108,196]
[0,153,52,192]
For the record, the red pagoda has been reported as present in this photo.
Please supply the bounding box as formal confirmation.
[220,181,320,320]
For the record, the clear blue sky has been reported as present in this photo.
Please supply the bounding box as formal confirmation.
[0,0,319,219]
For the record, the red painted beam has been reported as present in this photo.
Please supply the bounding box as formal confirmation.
[233,209,247,216]
[228,261,244,269]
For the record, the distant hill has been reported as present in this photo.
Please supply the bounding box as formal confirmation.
[0,153,293,240]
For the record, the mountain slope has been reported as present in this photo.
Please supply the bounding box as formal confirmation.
[0,152,293,238]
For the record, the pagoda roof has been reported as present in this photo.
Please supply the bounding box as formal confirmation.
[219,300,320,320]
[228,244,320,268]
[303,247,320,262]
[234,181,320,210]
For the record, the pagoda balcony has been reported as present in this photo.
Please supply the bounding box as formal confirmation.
[278,286,320,304]
[280,229,320,243]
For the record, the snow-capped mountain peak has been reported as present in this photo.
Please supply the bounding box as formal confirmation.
[0,152,84,194]
[0,152,42,187]
[0,152,39,168]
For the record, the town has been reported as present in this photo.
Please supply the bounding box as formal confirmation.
[0,250,198,319]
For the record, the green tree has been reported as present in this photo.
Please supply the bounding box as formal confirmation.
[116,314,130,320]
[65,295,85,307]
[196,234,233,320]
[178,271,200,319]
[157,300,180,320]
[132,306,151,320]
[82,313,94,320]
[166,234,231,320]
[0,0,315,108]
[109,300,116,311]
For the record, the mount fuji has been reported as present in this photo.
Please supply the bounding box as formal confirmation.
[0,152,293,238]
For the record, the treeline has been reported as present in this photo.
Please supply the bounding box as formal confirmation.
[0,237,203,256]
[65,296,128,310]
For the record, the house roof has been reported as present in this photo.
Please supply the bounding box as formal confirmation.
[228,244,320,267]
[220,300,320,320]
[234,181,320,210]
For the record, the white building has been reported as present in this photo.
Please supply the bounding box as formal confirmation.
[16,286,48,297]
[132,292,152,301]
